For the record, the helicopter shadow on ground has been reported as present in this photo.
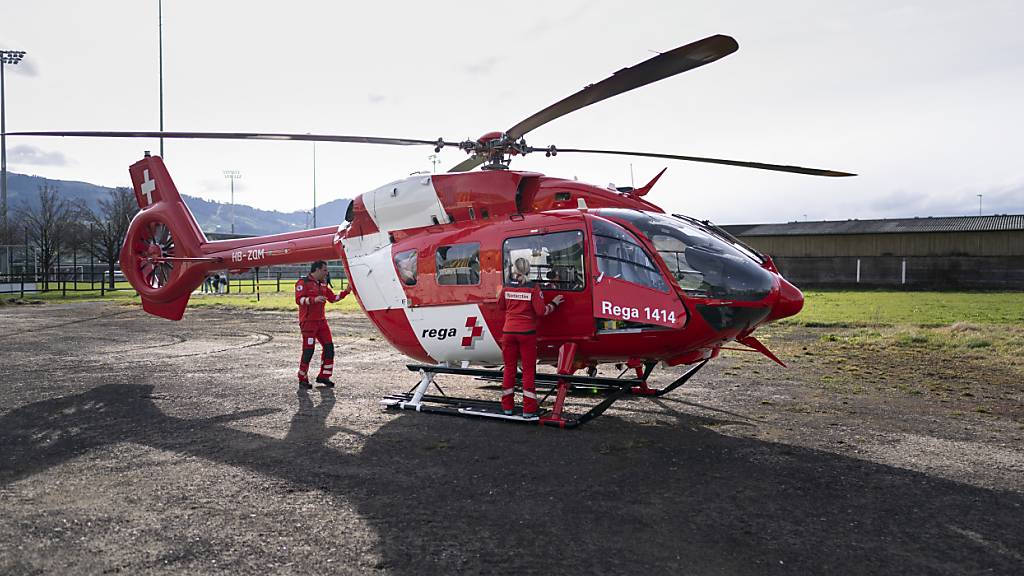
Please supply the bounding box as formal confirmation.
[1,384,1022,575]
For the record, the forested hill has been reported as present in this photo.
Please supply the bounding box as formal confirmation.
[6,171,351,235]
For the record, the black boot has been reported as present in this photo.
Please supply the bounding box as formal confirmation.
[315,376,335,388]
[298,379,313,389]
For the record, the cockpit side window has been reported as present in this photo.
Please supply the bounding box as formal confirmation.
[650,234,703,291]
[502,230,586,291]
[592,218,669,292]
[598,209,773,302]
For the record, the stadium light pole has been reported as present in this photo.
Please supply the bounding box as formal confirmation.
[1,49,27,241]
[224,170,242,234]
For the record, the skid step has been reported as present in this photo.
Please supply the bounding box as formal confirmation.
[458,406,540,421]
[381,392,546,424]
[406,364,643,388]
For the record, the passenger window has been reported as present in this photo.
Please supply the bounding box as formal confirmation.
[502,230,585,291]
[394,249,417,286]
[436,243,480,286]
[592,218,669,292]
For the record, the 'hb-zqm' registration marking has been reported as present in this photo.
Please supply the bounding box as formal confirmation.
[232,248,266,263]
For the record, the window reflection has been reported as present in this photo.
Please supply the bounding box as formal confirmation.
[598,209,773,302]
[436,243,480,286]
[592,218,669,292]
[502,230,585,291]
[394,249,417,286]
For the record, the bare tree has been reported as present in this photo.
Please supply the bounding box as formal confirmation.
[87,187,138,289]
[0,217,23,280]
[0,217,17,247]
[18,185,82,290]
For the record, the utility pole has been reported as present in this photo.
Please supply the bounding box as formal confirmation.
[312,141,317,228]
[1,50,27,241]
[224,170,242,234]
[158,0,165,157]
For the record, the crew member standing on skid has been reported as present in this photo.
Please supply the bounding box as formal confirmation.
[497,258,564,418]
[295,260,351,389]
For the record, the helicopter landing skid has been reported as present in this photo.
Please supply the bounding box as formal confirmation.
[380,389,627,429]
[380,363,697,428]
[630,359,709,397]
[380,391,546,422]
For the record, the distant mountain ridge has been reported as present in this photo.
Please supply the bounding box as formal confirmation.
[5,171,350,236]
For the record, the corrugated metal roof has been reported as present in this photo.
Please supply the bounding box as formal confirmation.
[721,214,1024,236]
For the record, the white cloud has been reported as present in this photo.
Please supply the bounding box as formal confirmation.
[7,145,70,166]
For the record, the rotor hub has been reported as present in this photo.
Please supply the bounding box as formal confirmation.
[454,131,533,170]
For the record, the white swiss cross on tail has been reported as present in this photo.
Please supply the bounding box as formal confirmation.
[140,169,156,206]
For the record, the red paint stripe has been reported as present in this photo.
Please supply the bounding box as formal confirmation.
[365,309,433,363]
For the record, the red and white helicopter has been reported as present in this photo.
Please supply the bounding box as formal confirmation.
[16,35,853,427]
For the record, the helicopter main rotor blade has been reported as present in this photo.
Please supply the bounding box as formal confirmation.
[539,147,856,177]
[446,34,739,173]
[447,155,487,173]
[506,34,738,142]
[9,131,446,147]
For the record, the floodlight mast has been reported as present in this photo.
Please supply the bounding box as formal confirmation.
[1,49,27,240]
[223,170,242,234]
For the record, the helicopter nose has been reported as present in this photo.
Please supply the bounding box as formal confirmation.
[767,276,804,321]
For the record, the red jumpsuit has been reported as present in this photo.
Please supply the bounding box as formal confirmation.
[497,280,557,415]
[295,275,349,383]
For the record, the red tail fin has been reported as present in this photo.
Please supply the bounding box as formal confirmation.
[121,155,209,320]
[120,153,342,320]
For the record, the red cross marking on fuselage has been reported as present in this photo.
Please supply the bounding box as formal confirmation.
[462,316,485,348]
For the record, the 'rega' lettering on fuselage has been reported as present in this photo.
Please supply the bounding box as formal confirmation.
[601,300,639,321]
[422,327,459,341]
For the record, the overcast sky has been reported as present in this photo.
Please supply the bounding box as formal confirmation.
[2,0,1022,223]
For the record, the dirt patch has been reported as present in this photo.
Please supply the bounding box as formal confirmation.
[1,302,1022,575]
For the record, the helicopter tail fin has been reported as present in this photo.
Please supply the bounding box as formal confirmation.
[120,154,211,320]
[126,153,208,243]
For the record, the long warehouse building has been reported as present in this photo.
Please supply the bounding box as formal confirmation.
[721,214,1024,289]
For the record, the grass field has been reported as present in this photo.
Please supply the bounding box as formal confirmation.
[6,286,1022,326]
[187,287,363,312]
[789,290,1024,326]
[0,280,362,312]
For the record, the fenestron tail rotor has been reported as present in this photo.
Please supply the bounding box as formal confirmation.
[138,221,176,289]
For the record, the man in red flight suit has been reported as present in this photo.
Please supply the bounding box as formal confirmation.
[497,258,564,418]
[295,260,351,389]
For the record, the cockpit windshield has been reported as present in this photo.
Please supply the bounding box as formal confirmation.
[597,209,775,302]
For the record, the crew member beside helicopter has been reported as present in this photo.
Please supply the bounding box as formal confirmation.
[497,258,565,418]
[295,260,351,389]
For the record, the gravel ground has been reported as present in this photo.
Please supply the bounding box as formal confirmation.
[1,301,1022,575]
